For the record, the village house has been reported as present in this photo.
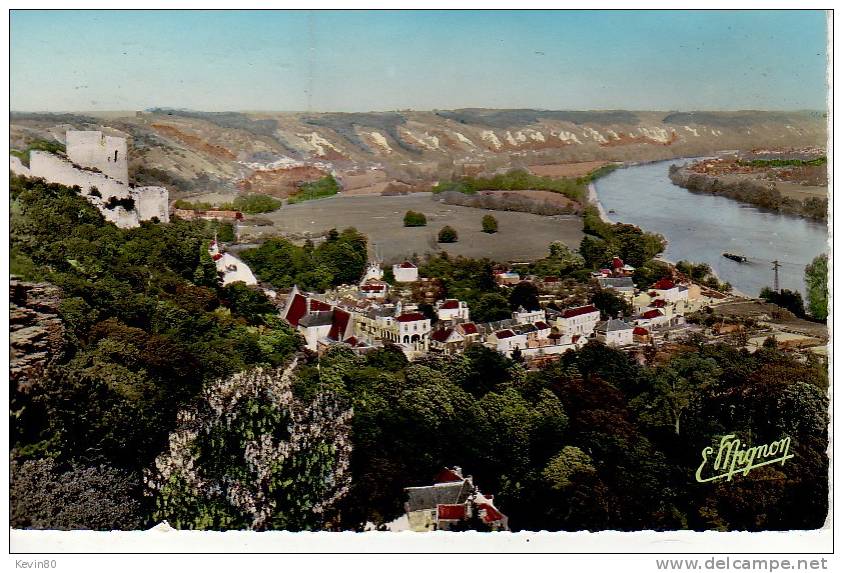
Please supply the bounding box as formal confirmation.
[555,304,601,337]
[392,261,419,283]
[280,287,356,351]
[494,270,521,286]
[597,276,636,297]
[429,327,466,354]
[359,280,389,300]
[487,329,528,357]
[635,308,671,329]
[512,307,546,324]
[456,322,481,344]
[649,278,689,303]
[436,299,470,322]
[595,318,636,347]
[610,256,636,277]
[403,467,508,532]
[396,312,432,351]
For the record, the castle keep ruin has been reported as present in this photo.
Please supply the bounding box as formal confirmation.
[10,130,169,228]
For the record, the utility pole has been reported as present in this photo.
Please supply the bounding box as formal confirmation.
[771,260,781,292]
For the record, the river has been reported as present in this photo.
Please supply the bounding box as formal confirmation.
[592,160,829,298]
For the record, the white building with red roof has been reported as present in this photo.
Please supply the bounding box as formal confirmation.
[650,278,689,303]
[396,312,431,351]
[555,304,601,337]
[403,466,508,532]
[392,261,419,283]
[436,299,470,322]
[486,328,528,357]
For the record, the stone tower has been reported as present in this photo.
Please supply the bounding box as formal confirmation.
[65,131,129,183]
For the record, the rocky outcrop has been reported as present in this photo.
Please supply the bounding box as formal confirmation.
[10,279,64,392]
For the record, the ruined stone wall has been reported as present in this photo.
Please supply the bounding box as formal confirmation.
[10,279,64,393]
[132,186,170,223]
[65,130,129,183]
[28,151,130,200]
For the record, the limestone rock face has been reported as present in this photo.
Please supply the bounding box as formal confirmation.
[10,279,65,391]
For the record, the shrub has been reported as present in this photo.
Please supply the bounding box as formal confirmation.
[438,226,458,243]
[404,210,427,227]
[288,175,340,204]
[232,194,282,214]
[481,214,498,233]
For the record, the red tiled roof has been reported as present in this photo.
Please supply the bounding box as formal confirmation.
[534,321,550,330]
[495,329,516,339]
[440,299,460,309]
[285,293,307,327]
[329,308,351,341]
[437,504,467,520]
[434,467,464,483]
[344,336,358,346]
[571,335,581,343]
[650,299,667,308]
[431,328,454,343]
[459,322,478,335]
[641,309,663,319]
[633,327,649,335]
[477,502,504,523]
[310,299,332,312]
[612,256,624,269]
[398,261,417,268]
[212,253,223,261]
[397,312,427,323]
[361,284,386,292]
[653,278,676,290]
[562,305,598,319]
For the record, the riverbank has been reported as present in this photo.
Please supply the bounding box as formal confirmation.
[668,164,827,222]
[590,159,826,298]
[587,182,613,224]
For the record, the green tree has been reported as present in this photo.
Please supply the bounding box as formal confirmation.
[805,253,828,320]
[471,292,512,323]
[542,446,596,489]
[509,281,540,311]
[481,214,498,233]
[591,288,632,320]
[438,226,458,243]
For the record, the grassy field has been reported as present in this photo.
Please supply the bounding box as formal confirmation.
[240,193,584,263]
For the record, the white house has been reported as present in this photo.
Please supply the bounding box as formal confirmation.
[635,309,670,328]
[512,307,546,325]
[436,299,470,322]
[597,276,636,296]
[396,312,431,350]
[650,278,689,303]
[555,305,601,337]
[360,281,389,299]
[595,319,635,347]
[487,329,528,357]
[393,261,419,283]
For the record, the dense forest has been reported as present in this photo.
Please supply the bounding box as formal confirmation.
[9,175,829,532]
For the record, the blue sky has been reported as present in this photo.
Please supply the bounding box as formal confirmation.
[10,10,829,112]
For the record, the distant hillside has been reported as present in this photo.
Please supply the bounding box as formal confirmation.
[10,109,827,197]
